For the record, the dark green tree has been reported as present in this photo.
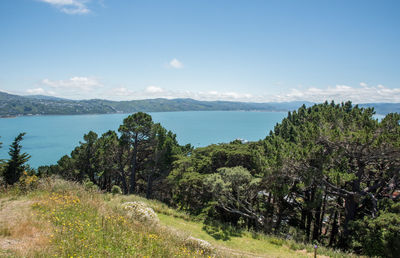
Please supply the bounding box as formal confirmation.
[118,112,153,194]
[0,138,4,178]
[145,123,184,199]
[204,166,262,226]
[4,133,30,185]
[95,130,120,191]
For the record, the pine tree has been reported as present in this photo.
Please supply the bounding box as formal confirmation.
[4,133,30,185]
[118,112,153,194]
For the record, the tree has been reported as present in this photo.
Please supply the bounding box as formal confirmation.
[118,112,153,194]
[0,137,4,179]
[77,131,98,183]
[145,123,184,199]
[4,133,30,185]
[204,166,262,227]
[262,102,400,250]
[95,130,120,191]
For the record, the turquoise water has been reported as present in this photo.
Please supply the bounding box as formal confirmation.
[0,111,286,168]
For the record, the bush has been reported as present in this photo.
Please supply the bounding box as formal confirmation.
[83,180,99,191]
[268,237,284,246]
[202,219,242,240]
[111,185,122,195]
[351,211,400,257]
[122,201,159,226]
[18,171,38,192]
[185,236,212,252]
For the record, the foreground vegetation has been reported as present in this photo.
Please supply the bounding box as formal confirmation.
[1,101,399,257]
[1,178,359,257]
[0,179,215,257]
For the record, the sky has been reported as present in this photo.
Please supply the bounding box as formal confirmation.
[0,0,399,103]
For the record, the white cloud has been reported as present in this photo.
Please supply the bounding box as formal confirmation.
[169,58,183,69]
[111,87,135,96]
[273,84,400,103]
[103,86,255,102]
[145,85,164,93]
[38,0,90,14]
[16,77,400,103]
[26,88,57,95]
[41,77,101,91]
[0,89,13,94]
[102,83,400,103]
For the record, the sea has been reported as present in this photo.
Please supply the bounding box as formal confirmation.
[0,111,287,168]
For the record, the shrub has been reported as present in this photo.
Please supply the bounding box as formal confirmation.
[202,218,242,240]
[83,179,99,191]
[351,212,400,257]
[268,237,284,246]
[111,185,122,195]
[185,236,212,252]
[18,171,38,192]
[122,201,159,226]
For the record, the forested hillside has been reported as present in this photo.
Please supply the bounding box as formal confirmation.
[0,91,301,116]
[1,91,399,117]
[1,101,399,257]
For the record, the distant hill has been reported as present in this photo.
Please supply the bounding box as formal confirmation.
[359,103,400,116]
[24,95,69,101]
[0,91,398,117]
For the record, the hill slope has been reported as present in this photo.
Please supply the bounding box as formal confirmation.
[0,91,311,117]
[0,179,358,257]
[1,91,398,117]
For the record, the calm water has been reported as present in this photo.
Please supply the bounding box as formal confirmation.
[0,111,286,168]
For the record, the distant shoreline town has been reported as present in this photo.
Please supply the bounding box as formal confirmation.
[1,91,399,117]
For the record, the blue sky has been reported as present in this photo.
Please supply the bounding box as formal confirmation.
[0,0,399,103]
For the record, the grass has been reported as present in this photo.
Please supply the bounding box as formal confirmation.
[0,178,360,257]
[106,194,358,258]
[0,179,213,257]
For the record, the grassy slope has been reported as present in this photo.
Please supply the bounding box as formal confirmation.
[106,194,305,258]
[0,179,358,257]
[158,213,303,258]
[106,194,357,258]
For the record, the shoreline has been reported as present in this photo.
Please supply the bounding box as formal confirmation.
[0,109,289,119]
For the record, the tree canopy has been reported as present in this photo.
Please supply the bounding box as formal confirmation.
[4,133,30,185]
[17,106,400,257]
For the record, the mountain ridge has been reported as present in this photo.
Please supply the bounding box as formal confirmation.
[0,91,398,117]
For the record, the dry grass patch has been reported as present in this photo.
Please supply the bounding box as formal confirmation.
[0,197,51,257]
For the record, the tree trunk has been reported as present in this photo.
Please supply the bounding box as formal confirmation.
[129,133,138,194]
[339,194,356,248]
[305,189,314,242]
[118,150,129,194]
[146,172,153,199]
[274,202,283,233]
[300,203,306,230]
[340,168,362,248]
[329,210,338,247]
[319,193,327,236]
[312,197,322,241]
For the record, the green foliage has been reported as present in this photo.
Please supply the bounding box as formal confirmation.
[111,185,122,195]
[47,112,187,201]
[83,179,99,191]
[202,218,243,240]
[269,237,284,246]
[13,103,399,256]
[18,170,39,192]
[350,205,400,257]
[4,133,30,185]
[0,137,4,181]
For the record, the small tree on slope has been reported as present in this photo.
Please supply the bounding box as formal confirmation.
[4,133,30,185]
